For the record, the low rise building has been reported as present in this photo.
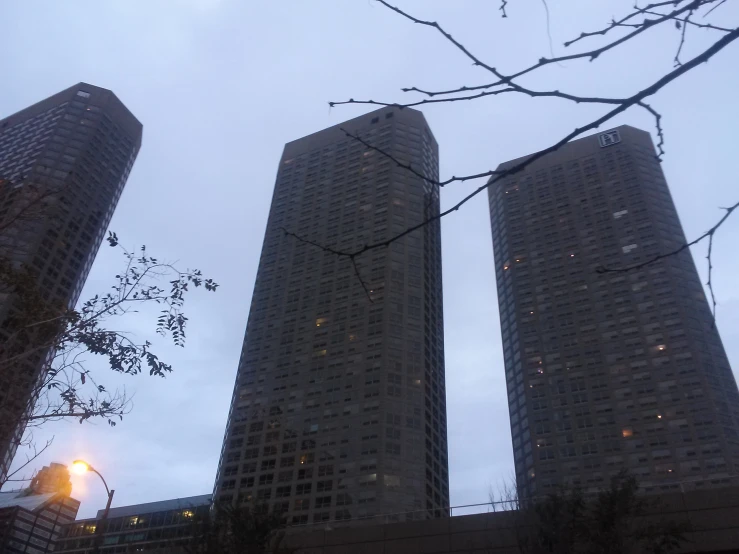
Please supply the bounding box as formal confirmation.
[0,490,80,553]
[55,494,211,553]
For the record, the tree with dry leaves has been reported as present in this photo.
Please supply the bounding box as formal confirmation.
[184,502,293,554]
[489,472,688,554]
[0,174,218,487]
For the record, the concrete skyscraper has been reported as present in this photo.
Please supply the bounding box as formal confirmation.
[214,107,448,525]
[0,83,142,481]
[488,125,739,500]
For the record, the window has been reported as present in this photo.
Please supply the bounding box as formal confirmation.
[317,480,333,492]
[76,90,91,99]
[259,474,274,485]
[240,476,255,488]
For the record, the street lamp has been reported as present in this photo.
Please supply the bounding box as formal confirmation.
[71,460,114,554]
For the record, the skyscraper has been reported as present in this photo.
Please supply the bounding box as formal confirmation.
[28,462,72,496]
[214,107,448,524]
[0,83,142,482]
[488,125,739,499]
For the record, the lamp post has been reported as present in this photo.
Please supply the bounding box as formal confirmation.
[71,460,114,554]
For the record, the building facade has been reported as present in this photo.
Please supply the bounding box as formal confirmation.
[488,126,739,499]
[55,494,211,553]
[214,107,448,525]
[0,84,142,481]
[0,490,80,553]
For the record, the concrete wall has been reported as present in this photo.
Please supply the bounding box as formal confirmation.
[284,487,739,554]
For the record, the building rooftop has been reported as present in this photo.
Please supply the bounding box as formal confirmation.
[495,124,650,172]
[0,490,57,512]
[93,494,211,520]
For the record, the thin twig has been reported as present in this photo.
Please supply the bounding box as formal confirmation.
[597,200,739,322]
[596,200,739,274]
[341,128,444,185]
[332,86,630,111]
[365,0,709,102]
[564,0,693,48]
[280,227,375,303]
[540,0,556,59]
[350,258,375,304]
[674,8,695,66]
[706,227,717,321]
[704,0,728,17]
[637,101,665,158]
[643,9,733,32]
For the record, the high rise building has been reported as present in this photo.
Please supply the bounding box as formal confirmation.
[28,462,72,496]
[214,107,448,525]
[0,83,142,482]
[488,125,739,500]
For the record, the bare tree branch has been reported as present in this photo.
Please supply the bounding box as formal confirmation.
[642,8,733,33]
[564,1,698,48]
[279,227,375,303]
[1,437,53,488]
[704,0,728,17]
[340,128,441,185]
[318,0,739,268]
[674,8,695,66]
[361,0,720,104]
[313,0,739,306]
[597,200,739,320]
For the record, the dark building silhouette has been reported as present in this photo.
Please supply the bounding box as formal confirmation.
[488,126,739,499]
[0,84,142,482]
[214,107,448,525]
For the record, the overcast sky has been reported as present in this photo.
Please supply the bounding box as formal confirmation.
[1,0,738,519]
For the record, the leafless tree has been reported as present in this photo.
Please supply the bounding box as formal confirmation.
[285,0,737,312]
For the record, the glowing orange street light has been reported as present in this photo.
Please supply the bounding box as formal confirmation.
[71,460,114,554]
[71,460,90,475]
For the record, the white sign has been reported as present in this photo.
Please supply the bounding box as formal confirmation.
[599,130,621,148]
